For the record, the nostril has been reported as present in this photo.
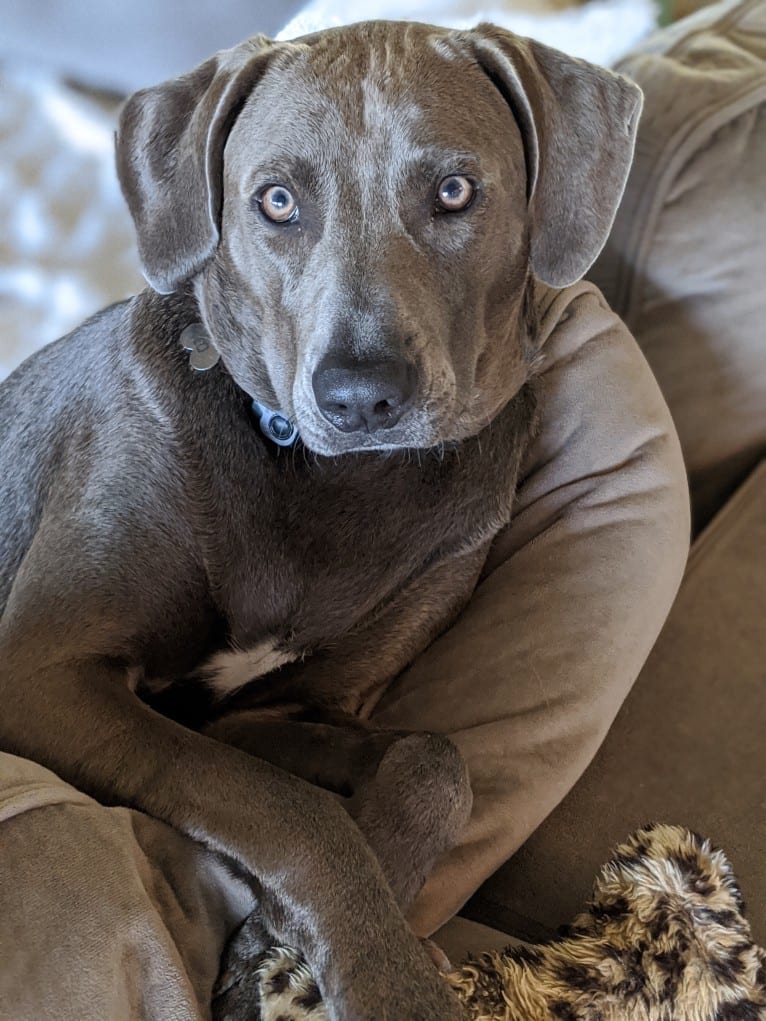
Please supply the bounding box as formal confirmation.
[374,399,392,415]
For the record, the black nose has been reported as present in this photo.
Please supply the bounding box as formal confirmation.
[312,355,417,433]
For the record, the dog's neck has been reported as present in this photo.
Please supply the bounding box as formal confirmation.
[175,303,300,448]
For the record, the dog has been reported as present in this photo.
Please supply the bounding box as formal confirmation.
[0,20,641,1021]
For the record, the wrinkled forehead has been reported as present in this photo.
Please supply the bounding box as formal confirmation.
[227,23,519,182]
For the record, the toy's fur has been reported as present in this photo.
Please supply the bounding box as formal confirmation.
[248,826,766,1021]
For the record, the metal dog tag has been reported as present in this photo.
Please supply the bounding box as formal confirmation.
[180,323,220,372]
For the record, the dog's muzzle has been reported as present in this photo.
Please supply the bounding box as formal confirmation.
[312,355,417,433]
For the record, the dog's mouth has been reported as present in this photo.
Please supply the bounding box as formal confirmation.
[297,419,444,456]
[292,394,493,456]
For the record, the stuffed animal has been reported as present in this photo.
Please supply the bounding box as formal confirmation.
[248,825,766,1021]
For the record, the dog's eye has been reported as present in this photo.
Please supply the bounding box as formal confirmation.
[435,175,475,213]
[259,185,298,223]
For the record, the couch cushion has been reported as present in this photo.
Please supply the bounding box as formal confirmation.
[0,752,253,1020]
[589,0,766,531]
[464,459,766,945]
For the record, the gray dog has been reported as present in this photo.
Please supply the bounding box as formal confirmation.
[0,20,640,1021]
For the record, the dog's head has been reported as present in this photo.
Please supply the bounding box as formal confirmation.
[117,22,641,455]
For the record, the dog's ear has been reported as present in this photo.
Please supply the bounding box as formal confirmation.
[466,25,642,288]
[116,36,278,294]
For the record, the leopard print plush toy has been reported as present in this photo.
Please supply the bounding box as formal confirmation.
[241,825,766,1021]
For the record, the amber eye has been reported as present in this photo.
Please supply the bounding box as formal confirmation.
[436,175,475,212]
[259,185,298,223]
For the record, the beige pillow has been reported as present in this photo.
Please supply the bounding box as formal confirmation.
[590,0,766,530]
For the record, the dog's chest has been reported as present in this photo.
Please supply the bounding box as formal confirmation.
[216,449,505,648]
[173,387,534,704]
[207,431,517,652]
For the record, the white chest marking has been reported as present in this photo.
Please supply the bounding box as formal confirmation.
[202,640,297,699]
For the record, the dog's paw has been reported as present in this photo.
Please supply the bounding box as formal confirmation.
[212,958,265,1021]
[212,910,272,1021]
[256,946,327,1021]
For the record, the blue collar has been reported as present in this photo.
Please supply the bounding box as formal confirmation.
[251,399,300,447]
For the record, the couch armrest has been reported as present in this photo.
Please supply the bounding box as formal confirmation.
[465,459,766,944]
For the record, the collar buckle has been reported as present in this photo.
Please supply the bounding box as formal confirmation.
[251,400,299,447]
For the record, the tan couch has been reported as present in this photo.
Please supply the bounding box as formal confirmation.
[461,0,766,947]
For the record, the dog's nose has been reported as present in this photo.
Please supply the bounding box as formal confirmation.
[312,355,416,433]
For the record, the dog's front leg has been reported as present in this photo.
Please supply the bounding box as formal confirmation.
[206,714,472,911]
[203,714,399,797]
[207,715,471,1021]
[0,650,464,1021]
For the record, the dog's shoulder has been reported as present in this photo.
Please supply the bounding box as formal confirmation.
[0,296,136,424]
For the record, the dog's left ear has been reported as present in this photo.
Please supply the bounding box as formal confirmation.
[466,25,642,288]
[116,35,280,294]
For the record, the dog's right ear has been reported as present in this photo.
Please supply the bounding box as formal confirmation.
[463,25,642,289]
[116,36,277,294]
